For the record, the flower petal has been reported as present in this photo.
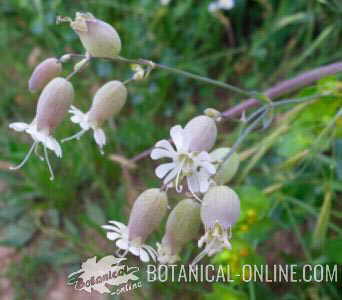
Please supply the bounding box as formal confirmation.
[187,174,200,193]
[108,221,127,230]
[155,162,176,179]
[150,148,174,160]
[139,248,150,263]
[163,165,180,186]
[45,136,62,158]
[106,232,120,240]
[170,125,185,151]
[198,169,211,193]
[102,225,122,233]
[128,246,140,256]
[116,238,129,250]
[9,122,29,132]
[93,128,106,149]
[155,139,176,153]
[200,162,216,175]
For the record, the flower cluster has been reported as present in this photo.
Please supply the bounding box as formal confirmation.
[104,111,242,264]
[9,12,242,266]
[9,13,128,178]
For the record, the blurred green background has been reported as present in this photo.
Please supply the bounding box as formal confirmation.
[0,0,341,299]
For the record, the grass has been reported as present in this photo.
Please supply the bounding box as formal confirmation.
[0,0,341,299]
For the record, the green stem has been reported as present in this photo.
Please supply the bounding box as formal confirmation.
[65,54,259,98]
[283,201,313,261]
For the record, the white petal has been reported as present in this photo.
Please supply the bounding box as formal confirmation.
[150,148,174,160]
[116,238,129,250]
[170,125,185,151]
[9,122,29,132]
[144,245,157,261]
[155,162,176,179]
[129,246,140,256]
[93,128,106,148]
[200,162,216,175]
[187,174,200,193]
[198,169,211,193]
[163,165,180,186]
[155,139,176,154]
[45,136,62,158]
[102,225,122,233]
[108,221,127,230]
[107,232,120,240]
[139,248,150,263]
[197,151,212,162]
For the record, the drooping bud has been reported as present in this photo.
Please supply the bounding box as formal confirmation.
[128,188,168,244]
[184,115,217,152]
[191,185,240,265]
[87,80,127,127]
[36,77,74,132]
[158,199,201,264]
[28,58,62,93]
[70,12,121,58]
[210,147,240,184]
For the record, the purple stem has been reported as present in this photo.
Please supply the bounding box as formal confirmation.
[132,61,342,162]
[222,61,342,118]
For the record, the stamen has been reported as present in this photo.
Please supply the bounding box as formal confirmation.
[10,141,38,170]
[61,129,87,143]
[44,146,55,181]
[34,143,44,161]
[190,237,217,267]
[175,160,185,192]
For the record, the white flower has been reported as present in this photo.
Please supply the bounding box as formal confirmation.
[150,125,216,195]
[62,81,127,154]
[160,0,172,6]
[102,221,157,263]
[9,120,62,180]
[62,106,106,154]
[191,186,240,265]
[209,0,235,12]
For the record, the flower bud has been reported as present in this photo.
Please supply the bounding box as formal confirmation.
[36,77,74,132]
[128,188,168,243]
[201,185,240,230]
[87,81,127,127]
[210,147,240,184]
[158,199,201,263]
[28,58,62,93]
[71,12,121,58]
[184,115,217,152]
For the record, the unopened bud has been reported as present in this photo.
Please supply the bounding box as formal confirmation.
[87,81,127,127]
[184,115,217,152]
[36,77,74,132]
[158,199,201,264]
[210,147,240,184]
[70,12,121,58]
[29,58,62,93]
[201,186,240,230]
[204,108,222,122]
[128,188,168,243]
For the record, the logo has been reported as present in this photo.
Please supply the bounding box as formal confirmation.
[68,255,142,295]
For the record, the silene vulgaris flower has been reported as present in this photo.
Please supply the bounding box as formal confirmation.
[209,0,235,12]
[191,185,240,265]
[151,115,217,196]
[62,80,127,154]
[102,189,168,263]
[9,77,74,180]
